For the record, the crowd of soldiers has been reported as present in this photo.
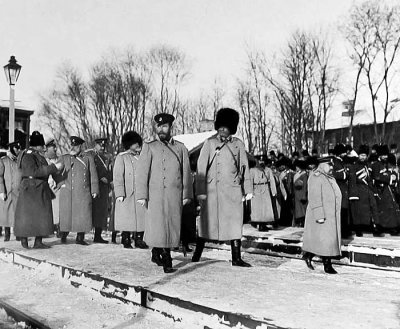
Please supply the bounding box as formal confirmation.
[248,143,400,238]
[1,107,399,275]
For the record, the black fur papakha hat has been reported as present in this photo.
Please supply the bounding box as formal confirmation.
[29,131,45,147]
[377,144,390,156]
[214,108,240,135]
[358,144,369,156]
[122,131,142,150]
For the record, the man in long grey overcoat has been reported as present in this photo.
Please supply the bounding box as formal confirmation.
[136,113,193,273]
[14,131,64,249]
[302,156,342,274]
[193,108,253,267]
[58,136,99,245]
[113,131,147,249]
[0,141,22,241]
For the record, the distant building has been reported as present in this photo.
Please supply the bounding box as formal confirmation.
[0,105,34,148]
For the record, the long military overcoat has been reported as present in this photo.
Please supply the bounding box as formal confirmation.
[293,170,308,220]
[249,166,276,223]
[113,151,145,232]
[371,161,400,229]
[14,149,57,237]
[196,136,252,241]
[302,170,342,257]
[136,138,193,248]
[85,150,112,229]
[348,161,379,226]
[0,155,22,227]
[58,154,99,232]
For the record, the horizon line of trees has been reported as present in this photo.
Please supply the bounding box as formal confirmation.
[36,0,400,155]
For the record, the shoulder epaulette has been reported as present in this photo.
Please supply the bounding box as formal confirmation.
[118,150,130,156]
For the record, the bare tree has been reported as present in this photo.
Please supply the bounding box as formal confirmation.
[343,1,400,143]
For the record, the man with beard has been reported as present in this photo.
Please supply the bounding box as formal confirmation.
[0,141,22,241]
[84,138,113,243]
[58,136,99,245]
[348,145,383,237]
[193,108,253,267]
[332,143,351,238]
[136,113,193,273]
[371,145,400,235]
[14,131,64,248]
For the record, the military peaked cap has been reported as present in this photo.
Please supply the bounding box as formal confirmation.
[7,141,21,149]
[154,113,175,125]
[70,136,85,146]
[45,139,56,148]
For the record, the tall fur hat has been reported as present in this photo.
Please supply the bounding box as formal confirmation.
[214,108,240,135]
[334,143,346,156]
[122,131,142,150]
[377,144,390,156]
[358,144,369,156]
[388,153,397,166]
[29,131,45,147]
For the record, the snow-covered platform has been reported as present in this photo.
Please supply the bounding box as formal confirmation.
[239,225,400,270]
[1,236,400,329]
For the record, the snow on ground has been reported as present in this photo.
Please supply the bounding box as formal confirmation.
[1,234,400,329]
[0,261,186,329]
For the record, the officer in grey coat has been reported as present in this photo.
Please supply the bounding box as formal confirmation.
[193,108,253,267]
[136,113,193,273]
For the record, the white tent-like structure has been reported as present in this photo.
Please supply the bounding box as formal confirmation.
[174,130,216,154]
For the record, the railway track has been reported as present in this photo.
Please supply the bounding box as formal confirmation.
[0,300,51,329]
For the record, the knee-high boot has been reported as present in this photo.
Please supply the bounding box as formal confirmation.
[121,231,133,249]
[161,248,176,273]
[231,239,251,267]
[134,232,148,249]
[151,248,163,266]
[33,236,50,249]
[4,227,10,242]
[94,228,108,243]
[192,237,205,262]
[322,257,337,274]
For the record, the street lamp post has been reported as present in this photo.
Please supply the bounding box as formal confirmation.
[4,56,22,144]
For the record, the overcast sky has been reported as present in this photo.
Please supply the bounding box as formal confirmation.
[0,0,364,118]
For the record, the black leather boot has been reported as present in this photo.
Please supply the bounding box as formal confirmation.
[4,227,10,242]
[192,237,205,262]
[21,237,29,249]
[93,228,108,244]
[151,248,163,266]
[161,248,176,273]
[111,231,117,244]
[322,257,337,274]
[302,252,315,270]
[231,239,251,267]
[76,232,88,245]
[134,232,149,249]
[0,227,2,236]
[121,231,133,249]
[33,237,51,249]
[60,231,68,244]
[258,224,269,232]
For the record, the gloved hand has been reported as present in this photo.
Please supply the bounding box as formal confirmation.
[0,193,6,201]
[316,218,325,224]
[245,193,253,201]
[137,199,148,208]
[92,193,98,198]
[116,196,124,202]
[183,198,191,206]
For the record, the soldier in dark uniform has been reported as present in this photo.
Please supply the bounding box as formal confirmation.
[293,159,308,227]
[0,141,22,241]
[14,131,64,248]
[277,156,294,226]
[332,144,351,238]
[84,138,113,243]
[136,113,193,273]
[348,145,383,237]
[58,137,99,245]
[371,145,400,235]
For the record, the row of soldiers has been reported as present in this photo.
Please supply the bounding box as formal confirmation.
[0,108,254,273]
[247,143,400,237]
[0,133,120,247]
